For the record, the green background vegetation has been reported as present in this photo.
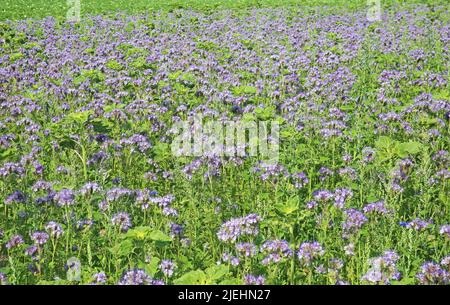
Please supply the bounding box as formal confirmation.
[1,0,448,21]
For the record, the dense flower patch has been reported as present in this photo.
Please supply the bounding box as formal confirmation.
[0,5,449,284]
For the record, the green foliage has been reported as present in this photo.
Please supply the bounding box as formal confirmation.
[173,265,232,285]
[375,136,425,162]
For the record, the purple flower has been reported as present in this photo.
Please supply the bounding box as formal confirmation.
[76,219,94,231]
[54,189,75,206]
[363,200,389,215]
[362,147,376,163]
[118,269,153,285]
[405,219,431,231]
[0,272,8,285]
[45,221,64,238]
[79,182,101,196]
[244,274,265,285]
[297,242,325,266]
[290,172,309,188]
[91,272,107,285]
[160,260,176,277]
[313,189,334,202]
[334,188,353,209]
[236,242,257,257]
[111,212,132,232]
[362,251,401,284]
[230,257,240,266]
[217,214,261,243]
[169,223,184,238]
[25,245,38,256]
[260,240,293,265]
[306,201,319,209]
[31,231,49,245]
[416,262,449,285]
[440,225,450,238]
[5,191,26,205]
[106,187,133,202]
[6,234,24,249]
[343,209,367,234]
[441,256,450,269]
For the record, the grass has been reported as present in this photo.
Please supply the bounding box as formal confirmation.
[0,0,449,21]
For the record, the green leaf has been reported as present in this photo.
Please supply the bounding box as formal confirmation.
[66,110,92,124]
[396,141,423,157]
[173,270,207,285]
[205,264,229,282]
[375,136,395,150]
[219,278,241,285]
[124,226,152,240]
[232,85,257,96]
[391,277,415,285]
[110,239,134,257]
[145,257,160,277]
[255,106,275,120]
[275,196,299,216]
[148,230,172,242]
[153,142,171,162]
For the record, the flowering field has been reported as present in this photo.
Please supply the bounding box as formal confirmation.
[0,2,450,285]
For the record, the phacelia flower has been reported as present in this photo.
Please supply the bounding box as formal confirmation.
[297,242,325,266]
[343,209,367,234]
[244,274,265,285]
[361,250,401,284]
[260,240,293,265]
[236,242,258,257]
[6,234,24,249]
[217,214,261,243]
[416,262,449,285]
[160,260,177,277]
[45,221,64,238]
[54,189,75,206]
[31,231,49,245]
[111,212,132,232]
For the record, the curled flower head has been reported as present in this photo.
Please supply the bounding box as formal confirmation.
[111,212,132,232]
[91,272,107,285]
[236,242,258,257]
[244,274,265,285]
[217,214,261,243]
[260,240,293,265]
[45,221,64,238]
[31,231,49,245]
[118,269,162,285]
[343,209,367,234]
[160,260,177,277]
[362,250,400,284]
[6,234,24,249]
[440,225,450,239]
[54,189,75,207]
[416,262,449,285]
[297,242,325,266]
